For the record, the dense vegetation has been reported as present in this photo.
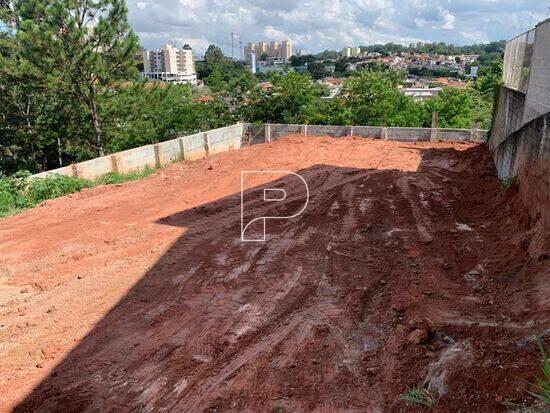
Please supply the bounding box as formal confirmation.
[0,167,156,217]
[361,41,506,63]
[1,1,503,180]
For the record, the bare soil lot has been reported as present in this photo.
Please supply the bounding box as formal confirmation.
[0,136,548,412]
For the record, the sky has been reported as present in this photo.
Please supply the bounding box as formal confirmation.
[127,0,550,55]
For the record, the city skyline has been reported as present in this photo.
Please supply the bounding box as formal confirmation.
[126,0,549,56]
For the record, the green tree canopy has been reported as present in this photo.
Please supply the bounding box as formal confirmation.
[15,0,139,156]
[247,72,327,124]
[339,68,425,126]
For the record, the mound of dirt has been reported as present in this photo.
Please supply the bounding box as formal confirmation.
[0,136,547,412]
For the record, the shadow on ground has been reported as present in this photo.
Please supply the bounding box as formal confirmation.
[14,146,544,412]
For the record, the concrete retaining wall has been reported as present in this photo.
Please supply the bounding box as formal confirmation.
[306,125,350,137]
[33,124,245,180]
[387,127,431,142]
[492,19,550,152]
[33,122,484,181]
[523,19,550,125]
[158,138,182,165]
[491,19,550,256]
[259,123,482,143]
[117,145,157,173]
[491,19,550,176]
[490,87,527,151]
[353,126,383,139]
[494,112,550,255]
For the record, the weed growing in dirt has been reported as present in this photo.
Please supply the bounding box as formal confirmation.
[92,165,156,185]
[0,166,157,218]
[500,176,519,192]
[400,386,435,407]
[502,341,550,413]
[0,172,90,217]
[528,342,550,411]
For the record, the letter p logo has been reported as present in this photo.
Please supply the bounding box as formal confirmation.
[241,171,309,242]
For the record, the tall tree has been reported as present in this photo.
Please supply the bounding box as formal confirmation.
[15,0,139,156]
[204,44,224,66]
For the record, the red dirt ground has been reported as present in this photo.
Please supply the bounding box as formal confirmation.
[0,136,548,412]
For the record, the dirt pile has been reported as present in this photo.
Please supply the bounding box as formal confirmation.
[0,136,547,412]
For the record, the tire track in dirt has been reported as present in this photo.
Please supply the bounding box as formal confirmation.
[5,138,545,413]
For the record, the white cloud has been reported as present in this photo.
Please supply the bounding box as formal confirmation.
[126,0,550,54]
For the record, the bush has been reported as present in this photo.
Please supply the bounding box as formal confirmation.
[0,166,158,218]
[0,172,91,217]
[26,175,90,204]
[0,172,33,216]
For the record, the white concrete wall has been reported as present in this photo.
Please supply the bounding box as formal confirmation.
[31,122,481,182]
[32,124,245,180]
[117,145,157,174]
[523,19,550,125]
[158,138,182,164]
[74,155,113,180]
[182,133,207,161]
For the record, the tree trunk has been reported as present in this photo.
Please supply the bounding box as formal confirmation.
[88,84,104,157]
[57,136,63,167]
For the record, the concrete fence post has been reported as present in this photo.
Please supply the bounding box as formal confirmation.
[382,127,388,140]
[203,133,210,156]
[469,121,478,142]
[265,123,271,142]
[178,137,186,160]
[300,124,308,136]
[349,125,354,137]
[430,111,439,142]
[71,164,79,178]
[110,154,120,174]
[153,144,162,168]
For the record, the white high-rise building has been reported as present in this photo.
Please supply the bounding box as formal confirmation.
[280,40,293,60]
[142,44,197,85]
[243,40,293,61]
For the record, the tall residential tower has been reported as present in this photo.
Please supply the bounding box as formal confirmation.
[244,40,293,60]
[142,44,197,85]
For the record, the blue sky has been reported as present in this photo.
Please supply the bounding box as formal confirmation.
[127,0,550,55]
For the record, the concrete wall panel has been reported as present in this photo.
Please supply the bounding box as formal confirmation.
[208,124,243,154]
[75,156,113,180]
[387,127,431,141]
[307,125,349,137]
[523,19,550,125]
[353,126,383,139]
[33,166,75,179]
[489,87,527,151]
[270,124,301,140]
[182,133,207,160]
[437,129,474,142]
[158,138,182,164]
[118,145,156,173]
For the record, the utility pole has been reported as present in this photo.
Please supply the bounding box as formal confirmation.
[231,32,235,60]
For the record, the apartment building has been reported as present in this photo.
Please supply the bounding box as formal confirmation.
[341,46,362,58]
[244,39,293,60]
[280,40,292,60]
[142,44,197,85]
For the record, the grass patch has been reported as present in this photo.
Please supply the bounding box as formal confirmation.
[92,165,157,185]
[0,166,158,218]
[400,386,435,407]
